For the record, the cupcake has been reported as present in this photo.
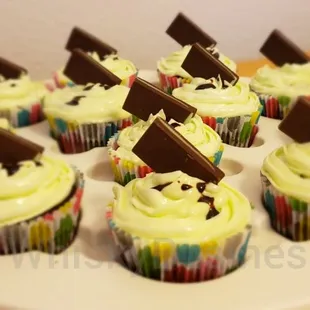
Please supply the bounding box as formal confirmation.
[108,111,224,185]
[250,64,310,119]
[158,45,237,94]
[0,74,48,128]
[0,131,84,254]
[261,142,310,241]
[43,83,133,154]
[106,171,252,282]
[54,52,137,89]
[173,77,262,147]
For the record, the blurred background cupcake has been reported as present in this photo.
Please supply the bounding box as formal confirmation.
[250,64,310,119]
[106,171,252,282]
[53,27,138,89]
[43,83,133,154]
[173,77,262,147]
[261,142,310,241]
[0,132,84,254]
[108,111,224,185]
[0,118,14,132]
[0,72,48,128]
[157,45,236,94]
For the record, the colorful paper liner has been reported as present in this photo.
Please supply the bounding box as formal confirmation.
[157,70,192,94]
[0,101,44,128]
[253,92,299,120]
[199,106,263,148]
[106,206,252,282]
[107,134,224,185]
[0,168,84,255]
[53,71,138,89]
[261,173,310,242]
[46,115,133,154]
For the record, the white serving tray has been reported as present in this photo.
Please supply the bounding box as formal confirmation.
[1,70,309,310]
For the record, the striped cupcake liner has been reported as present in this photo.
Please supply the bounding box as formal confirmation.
[0,168,84,255]
[107,133,224,185]
[46,115,133,154]
[261,173,310,241]
[200,106,263,148]
[53,71,138,89]
[157,70,192,94]
[254,92,297,120]
[0,101,44,128]
[106,206,251,282]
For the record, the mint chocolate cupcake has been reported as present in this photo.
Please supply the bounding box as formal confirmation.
[173,77,262,147]
[106,171,252,282]
[0,74,48,128]
[261,142,310,241]
[108,111,224,185]
[54,52,137,89]
[250,64,310,119]
[158,45,237,94]
[43,83,133,154]
[0,131,84,254]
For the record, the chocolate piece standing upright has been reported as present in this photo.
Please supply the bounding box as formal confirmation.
[260,29,309,66]
[181,43,239,85]
[132,117,225,183]
[166,12,217,48]
[0,129,44,165]
[63,49,121,86]
[0,57,27,79]
[122,78,197,122]
[66,27,117,58]
[278,97,310,143]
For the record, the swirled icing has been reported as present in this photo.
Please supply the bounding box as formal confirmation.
[172,78,260,117]
[261,143,310,202]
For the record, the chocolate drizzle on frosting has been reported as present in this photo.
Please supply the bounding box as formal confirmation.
[195,83,216,90]
[196,182,206,193]
[181,184,192,191]
[2,160,42,177]
[83,83,110,91]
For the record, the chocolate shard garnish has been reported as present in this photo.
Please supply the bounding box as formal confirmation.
[63,49,121,86]
[166,12,216,48]
[65,27,117,58]
[0,57,27,79]
[181,43,239,85]
[278,96,310,143]
[122,77,197,122]
[0,128,44,165]
[132,117,225,183]
[260,29,309,66]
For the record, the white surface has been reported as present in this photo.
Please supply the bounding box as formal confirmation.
[1,70,309,310]
[1,0,310,79]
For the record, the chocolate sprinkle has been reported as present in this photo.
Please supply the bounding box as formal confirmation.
[181,184,192,191]
[152,182,172,191]
[198,195,214,204]
[65,96,85,106]
[195,83,216,90]
[170,122,181,128]
[206,207,219,220]
[196,182,206,193]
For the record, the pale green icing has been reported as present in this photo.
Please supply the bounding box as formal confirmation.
[0,75,48,109]
[157,45,237,78]
[0,156,75,226]
[112,171,251,242]
[0,118,10,130]
[57,52,137,82]
[250,65,310,98]
[172,78,260,117]
[261,143,310,203]
[43,84,131,123]
[109,111,223,164]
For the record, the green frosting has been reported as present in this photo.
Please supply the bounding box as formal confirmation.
[261,143,310,202]
[250,64,310,97]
